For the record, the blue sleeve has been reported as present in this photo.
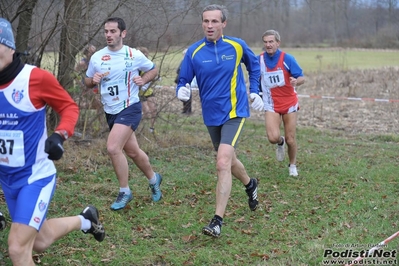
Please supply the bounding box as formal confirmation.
[284,53,304,78]
[241,42,260,94]
[175,52,195,96]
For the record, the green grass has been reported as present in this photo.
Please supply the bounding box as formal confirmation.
[40,48,399,87]
[1,115,399,265]
[157,47,399,85]
[2,48,398,265]
[280,48,399,73]
[243,47,399,75]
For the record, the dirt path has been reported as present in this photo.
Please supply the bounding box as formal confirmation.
[292,67,399,134]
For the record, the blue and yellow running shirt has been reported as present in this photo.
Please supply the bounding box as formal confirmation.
[176,36,260,126]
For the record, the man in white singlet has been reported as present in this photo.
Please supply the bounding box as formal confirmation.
[85,17,162,210]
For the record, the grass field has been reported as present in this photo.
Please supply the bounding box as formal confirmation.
[153,47,399,86]
[280,48,399,73]
[41,47,399,87]
[1,117,399,265]
[1,48,399,265]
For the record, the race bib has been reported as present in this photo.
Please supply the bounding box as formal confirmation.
[101,79,128,106]
[0,130,25,167]
[262,69,285,88]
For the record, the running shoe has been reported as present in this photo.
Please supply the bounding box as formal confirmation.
[276,136,285,162]
[289,164,299,177]
[80,205,105,242]
[245,178,259,211]
[149,173,163,202]
[110,191,133,210]
[0,212,6,231]
[202,218,222,238]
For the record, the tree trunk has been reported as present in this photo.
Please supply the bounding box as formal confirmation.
[57,0,83,93]
[48,0,83,131]
[15,0,38,64]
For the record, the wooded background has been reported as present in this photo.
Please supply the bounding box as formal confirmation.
[1,0,398,94]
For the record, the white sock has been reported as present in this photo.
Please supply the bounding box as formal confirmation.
[79,215,92,231]
[120,187,130,194]
[148,173,157,185]
[289,164,296,168]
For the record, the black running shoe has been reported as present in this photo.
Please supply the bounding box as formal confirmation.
[202,218,222,238]
[245,178,258,211]
[0,212,6,231]
[80,205,105,242]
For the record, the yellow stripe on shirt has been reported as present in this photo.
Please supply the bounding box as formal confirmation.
[223,38,243,119]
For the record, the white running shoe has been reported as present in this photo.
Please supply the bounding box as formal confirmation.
[289,164,298,177]
[276,136,285,162]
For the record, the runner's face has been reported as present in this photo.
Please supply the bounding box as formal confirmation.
[104,22,126,50]
[0,44,14,72]
[202,10,226,42]
[263,35,280,56]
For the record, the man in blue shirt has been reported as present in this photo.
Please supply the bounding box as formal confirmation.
[176,4,264,238]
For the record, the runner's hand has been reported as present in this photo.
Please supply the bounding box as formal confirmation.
[45,133,65,160]
[177,83,191,102]
[250,93,264,111]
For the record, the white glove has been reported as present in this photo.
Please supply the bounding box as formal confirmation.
[250,93,264,111]
[177,83,191,102]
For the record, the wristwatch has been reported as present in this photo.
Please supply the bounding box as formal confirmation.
[56,130,69,140]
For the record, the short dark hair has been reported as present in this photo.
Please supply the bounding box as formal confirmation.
[202,4,228,23]
[105,17,126,32]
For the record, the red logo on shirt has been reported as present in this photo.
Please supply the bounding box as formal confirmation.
[34,217,41,223]
[0,157,9,164]
[101,55,111,61]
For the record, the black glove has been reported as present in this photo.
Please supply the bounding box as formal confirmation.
[45,133,65,160]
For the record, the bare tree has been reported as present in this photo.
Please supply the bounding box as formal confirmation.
[1,0,398,137]
[57,0,83,91]
[14,0,39,63]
